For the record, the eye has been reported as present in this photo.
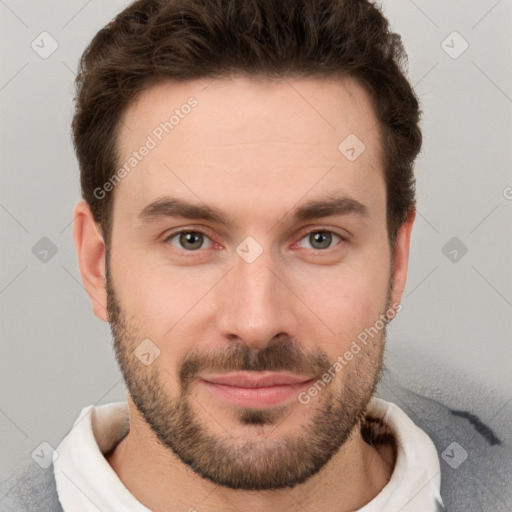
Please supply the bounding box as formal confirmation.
[297,230,343,251]
[165,230,213,251]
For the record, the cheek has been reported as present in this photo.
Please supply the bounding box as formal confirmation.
[110,249,179,332]
[292,249,391,347]
[112,251,218,358]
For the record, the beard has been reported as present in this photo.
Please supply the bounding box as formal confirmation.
[106,263,390,491]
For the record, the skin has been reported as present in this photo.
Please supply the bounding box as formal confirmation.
[73,75,415,512]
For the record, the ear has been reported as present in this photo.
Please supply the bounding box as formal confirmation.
[389,208,415,309]
[73,201,108,322]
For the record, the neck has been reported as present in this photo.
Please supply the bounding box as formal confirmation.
[106,401,395,512]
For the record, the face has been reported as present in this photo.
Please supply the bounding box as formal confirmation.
[103,76,400,490]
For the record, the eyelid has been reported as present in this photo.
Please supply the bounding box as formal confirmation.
[293,227,347,251]
[162,227,218,252]
[293,221,350,239]
[162,224,215,239]
[161,225,348,254]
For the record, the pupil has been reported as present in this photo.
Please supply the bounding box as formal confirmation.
[181,232,202,250]
[311,231,331,249]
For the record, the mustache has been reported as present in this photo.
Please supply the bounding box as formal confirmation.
[178,339,331,390]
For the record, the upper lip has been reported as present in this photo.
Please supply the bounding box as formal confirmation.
[200,371,314,388]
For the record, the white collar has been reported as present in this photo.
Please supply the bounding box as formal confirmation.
[53,397,443,511]
[357,399,443,511]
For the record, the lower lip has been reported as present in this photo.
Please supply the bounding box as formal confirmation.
[199,379,314,408]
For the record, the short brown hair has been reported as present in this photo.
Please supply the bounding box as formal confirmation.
[72,0,421,247]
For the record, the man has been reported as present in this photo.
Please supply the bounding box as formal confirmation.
[1,0,510,510]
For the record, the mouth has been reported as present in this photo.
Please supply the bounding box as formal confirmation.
[198,371,315,408]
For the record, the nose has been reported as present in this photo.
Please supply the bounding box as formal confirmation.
[215,244,298,351]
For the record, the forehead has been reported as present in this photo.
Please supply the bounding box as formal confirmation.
[114,75,384,224]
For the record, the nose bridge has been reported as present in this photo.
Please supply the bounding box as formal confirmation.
[216,241,295,349]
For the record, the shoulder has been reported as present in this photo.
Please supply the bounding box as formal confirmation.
[376,374,512,511]
[0,462,63,512]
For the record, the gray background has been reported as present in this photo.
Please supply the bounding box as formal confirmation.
[0,0,511,481]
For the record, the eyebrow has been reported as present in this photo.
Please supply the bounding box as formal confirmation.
[138,194,369,226]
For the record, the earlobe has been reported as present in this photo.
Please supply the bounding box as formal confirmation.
[73,201,109,322]
[390,208,415,309]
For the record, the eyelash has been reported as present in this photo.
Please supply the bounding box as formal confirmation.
[163,227,346,255]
